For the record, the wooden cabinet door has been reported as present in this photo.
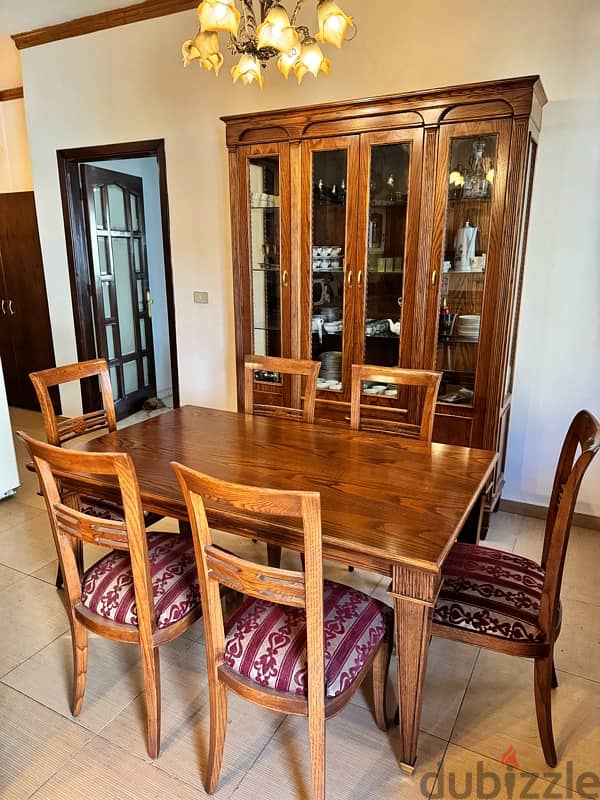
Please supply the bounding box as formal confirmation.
[231,142,292,409]
[352,128,425,400]
[300,135,360,403]
[425,119,512,445]
[0,192,56,410]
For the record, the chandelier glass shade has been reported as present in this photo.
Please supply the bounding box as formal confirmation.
[182,0,355,87]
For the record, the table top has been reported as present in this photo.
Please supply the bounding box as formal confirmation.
[77,405,497,576]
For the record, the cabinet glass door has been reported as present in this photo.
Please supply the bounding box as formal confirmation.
[435,124,509,408]
[303,137,359,398]
[360,131,423,382]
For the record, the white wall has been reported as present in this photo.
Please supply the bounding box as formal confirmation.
[87,157,172,401]
[19,0,600,515]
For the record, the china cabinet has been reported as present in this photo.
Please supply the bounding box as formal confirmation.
[223,76,546,522]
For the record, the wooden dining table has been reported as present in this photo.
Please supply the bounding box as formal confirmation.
[75,404,497,773]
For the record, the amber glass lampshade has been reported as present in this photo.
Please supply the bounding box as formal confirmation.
[316,0,354,48]
[197,0,241,37]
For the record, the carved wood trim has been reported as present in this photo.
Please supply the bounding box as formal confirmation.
[0,87,24,102]
[12,0,197,50]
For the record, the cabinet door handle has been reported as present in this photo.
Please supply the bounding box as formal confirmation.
[347,270,353,287]
[357,269,363,287]
[282,270,288,288]
[8,300,14,315]
[431,269,437,286]
[1,299,5,315]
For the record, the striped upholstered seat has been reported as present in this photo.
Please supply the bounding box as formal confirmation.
[433,543,546,643]
[224,579,392,698]
[81,533,200,629]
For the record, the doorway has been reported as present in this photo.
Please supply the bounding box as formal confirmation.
[57,140,179,419]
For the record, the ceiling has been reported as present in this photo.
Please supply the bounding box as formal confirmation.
[0,0,139,37]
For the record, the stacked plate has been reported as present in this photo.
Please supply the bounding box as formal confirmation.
[319,351,342,382]
[454,314,480,340]
[320,307,342,322]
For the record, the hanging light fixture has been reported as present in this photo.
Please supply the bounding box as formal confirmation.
[182,0,356,88]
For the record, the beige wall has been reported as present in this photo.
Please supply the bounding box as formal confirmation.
[19,0,600,514]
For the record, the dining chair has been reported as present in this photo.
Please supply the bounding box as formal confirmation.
[244,354,320,567]
[432,409,600,766]
[172,462,392,800]
[350,365,441,442]
[30,358,163,586]
[18,431,203,760]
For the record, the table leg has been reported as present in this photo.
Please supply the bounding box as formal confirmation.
[390,565,441,773]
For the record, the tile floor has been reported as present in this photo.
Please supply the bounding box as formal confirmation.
[1,407,599,799]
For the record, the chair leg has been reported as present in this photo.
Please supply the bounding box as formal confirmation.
[139,643,161,759]
[266,544,282,568]
[551,663,559,689]
[534,655,557,767]
[206,680,228,794]
[372,639,391,731]
[308,707,326,800]
[70,618,88,716]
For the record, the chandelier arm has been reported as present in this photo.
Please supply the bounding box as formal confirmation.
[289,0,305,26]
[240,0,257,36]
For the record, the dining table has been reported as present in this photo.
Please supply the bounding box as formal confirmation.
[74,404,497,774]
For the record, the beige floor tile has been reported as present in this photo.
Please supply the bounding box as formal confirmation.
[349,640,479,743]
[0,683,92,800]
[0,573,68,677]
[0,512,57,574]
[432,743,591,799]
[451,649,600,791]
[233,703,447,800]
[32,557,59,584]
[101,636,283,797]
[554,596,600,682]
[0,496,46,534]
[0,562,24,592]
[3,631,145,733]
[29,736,214,800]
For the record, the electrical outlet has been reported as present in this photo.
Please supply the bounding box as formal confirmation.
[193,291,209,304]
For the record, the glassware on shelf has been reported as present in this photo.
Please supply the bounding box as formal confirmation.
[463,138,495,199]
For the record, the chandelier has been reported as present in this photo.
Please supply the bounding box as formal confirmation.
[182,0,355,88]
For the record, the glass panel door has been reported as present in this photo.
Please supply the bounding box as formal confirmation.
[303,137,360,399]
[434,122,510,411]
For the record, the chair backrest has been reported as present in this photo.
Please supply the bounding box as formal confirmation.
[538,409,600,636]
[17,431,156,635]
[172,461,324,714]
[244,355,320,424]
[30,359,116,446]
[350,365,441,442]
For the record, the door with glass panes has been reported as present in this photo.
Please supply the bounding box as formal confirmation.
[82,164,156,418]
[426,119,511,444]
[301,129,424,411]
[236,143,291,409]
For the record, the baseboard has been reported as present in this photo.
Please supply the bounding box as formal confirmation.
[499,499,600,531]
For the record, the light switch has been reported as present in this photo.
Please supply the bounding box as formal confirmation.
[193,291,209,304]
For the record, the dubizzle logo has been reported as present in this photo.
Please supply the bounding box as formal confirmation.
[419,744,600,799]
[501,744,520,770]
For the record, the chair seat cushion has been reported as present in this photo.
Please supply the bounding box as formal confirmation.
[80,495,158,525]
[81,533,200,629]
[433,543,546,643]
[224,580,391,698]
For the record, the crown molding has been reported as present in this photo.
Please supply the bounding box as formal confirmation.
[0,87,24,102]
[12,0,197,50]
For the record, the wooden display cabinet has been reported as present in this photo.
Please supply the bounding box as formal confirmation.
[223,76,546,523]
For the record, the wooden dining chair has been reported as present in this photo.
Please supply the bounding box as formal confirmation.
[432,409,600,766]
[244,354,320,423]
[30,359,162,586]
[244,354,320,568]
[18,431,203,760]
[172,462,392,800]
[350,365,441,442]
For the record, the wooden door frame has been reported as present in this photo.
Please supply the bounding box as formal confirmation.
[57,139,179,413]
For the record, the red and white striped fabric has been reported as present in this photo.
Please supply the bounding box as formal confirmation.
[224,580,391,698]
[80,533,200,629]
[433,542,546,642]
